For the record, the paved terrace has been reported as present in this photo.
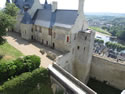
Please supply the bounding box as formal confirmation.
[4,32,62,68]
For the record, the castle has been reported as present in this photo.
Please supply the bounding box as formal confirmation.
[9,0,95,84]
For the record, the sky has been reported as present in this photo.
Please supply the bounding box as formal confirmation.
[0,0,125,13]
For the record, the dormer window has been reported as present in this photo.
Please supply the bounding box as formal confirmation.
[23,4,30,11]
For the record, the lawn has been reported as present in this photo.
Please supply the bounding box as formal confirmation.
[0,42,23,63]
[89,26,111,35]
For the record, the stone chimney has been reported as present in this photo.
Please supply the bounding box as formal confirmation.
[78,0,85,15]
[52,1,57,12]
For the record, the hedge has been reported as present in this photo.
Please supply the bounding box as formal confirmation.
[0,55,40,84]
[95,39,104,44]
[0,68,52,94]
[106,42,125,51]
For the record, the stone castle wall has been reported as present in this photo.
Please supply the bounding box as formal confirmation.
[90,55,125,90]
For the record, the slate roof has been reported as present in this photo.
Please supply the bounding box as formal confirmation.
[33,9,78,28]
[21,12,32,24]
[33,9,52,28]
[24,0,34,9]
[7,0,11,3]
[54,10,78,28]
[20,0,78,28]
[14,0,24,9]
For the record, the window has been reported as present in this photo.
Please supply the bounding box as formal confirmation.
[77,46,80,50]
[46,41,48,45]
[35,25,37,31]
[48,28,52,35]
[54,32,56,38]
[84,47,86,51]
[67,36,69,42]
[31,27,33,32]
[40,27,42,33]
[42,39,44,44]
[24,30,26,34]
[85,36,87,40]
[72,48,74,54]
[74,34,76,40]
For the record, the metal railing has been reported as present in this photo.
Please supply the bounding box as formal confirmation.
[48,63,97,94]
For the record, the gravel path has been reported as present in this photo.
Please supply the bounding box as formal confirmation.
[4,32,53,68]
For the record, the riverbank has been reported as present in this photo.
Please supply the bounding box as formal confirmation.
[90,27,111,36]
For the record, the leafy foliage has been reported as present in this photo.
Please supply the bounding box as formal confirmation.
[0,68,52,94]
[95,39,104,44]
[106,42,125,51]
[0,55,40,84]
[0,3,18,44]
[4,3,19,17]
[106,17,125,41]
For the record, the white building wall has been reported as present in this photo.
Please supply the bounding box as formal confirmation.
[20,24,32,40]
[33,26,52,46]
[56,31,95,84]
[91,55,125,90]
[52,26,71,52]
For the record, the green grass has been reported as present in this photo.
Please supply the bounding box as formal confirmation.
[0,42,23,63]
[89,27,111,35]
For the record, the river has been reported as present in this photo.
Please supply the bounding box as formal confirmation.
[95,32,125,45]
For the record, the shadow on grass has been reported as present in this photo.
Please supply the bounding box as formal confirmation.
[0,55,4,60]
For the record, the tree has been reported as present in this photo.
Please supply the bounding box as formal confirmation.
[4,3,19,18]
[0,3,19,44]
[116,30,125,41]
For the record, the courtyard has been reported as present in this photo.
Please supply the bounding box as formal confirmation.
[4,32,61,68]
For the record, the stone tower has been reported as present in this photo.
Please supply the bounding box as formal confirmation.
[78,0,85,15]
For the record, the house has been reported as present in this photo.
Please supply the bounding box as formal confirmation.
[10,0,88,52]
[9,0,95,85]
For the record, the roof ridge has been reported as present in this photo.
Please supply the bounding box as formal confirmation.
[57,9,78,11]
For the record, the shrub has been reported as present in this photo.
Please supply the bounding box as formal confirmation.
[0,68,52,94]
[106,41,125,52]
[47,51,56,60]
[40,49,45,55]
[0,55,40,84]
[95,39,104,44]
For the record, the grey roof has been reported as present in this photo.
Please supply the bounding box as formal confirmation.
[54,10,78,28]
[20,0,78,28]
[14,0,24,9]
[44,0,52,9]
[21,12,32,24]
[7,0,11,3]
[33,9,52,28]
[33,9,78,28]
[14,0,34,9]
[24,0,34,9]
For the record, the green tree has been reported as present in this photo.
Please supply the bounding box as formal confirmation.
[116,30,125,41]
[4,3,19,18]
[0,3,18,44]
